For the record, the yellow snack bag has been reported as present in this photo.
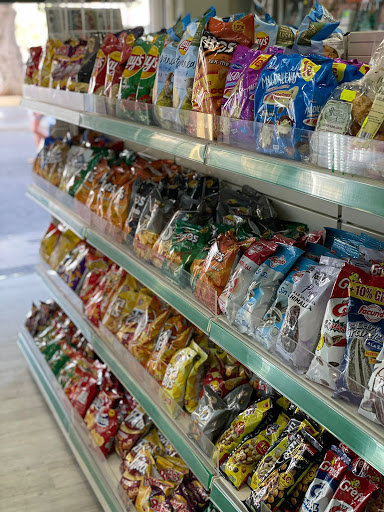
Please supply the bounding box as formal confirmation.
[156,455,189,484]
[224,411,290,489]
[40,223,61,263]
[120,448,154,501]
[128,310,169,366]
[135,474,175,512]
[161,347,198,409]
[184,340,208,414]
[48,228,81,270]
[216,398,272,465]
[102,275,139,334]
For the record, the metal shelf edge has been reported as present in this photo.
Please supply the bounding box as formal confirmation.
[20,98,81,125]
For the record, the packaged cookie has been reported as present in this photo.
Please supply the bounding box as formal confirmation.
[191,14,254,116]
[216,398,272,465]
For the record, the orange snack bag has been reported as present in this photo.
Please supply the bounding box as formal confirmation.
[192,14,254,116]
[102,275,140,334]
[146,316,193,383]
[95,163,133,219]
[75,158,111,206]
[129,310,170,366]
[106,175,136,229]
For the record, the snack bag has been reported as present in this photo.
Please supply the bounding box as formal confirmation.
[70,374,98,418]
[59,145,95,192]
[40,223,61,263]
[276,265,340,373]
[219,239,278,323]
[56,242,89,290]
[184,340,208,413]
[119,36,153,101]
[300,447,351,512]
[121,447,155,500]
[88,33,118,95]
[323,472,377,512]
[253,13,296,51]
[102,275,139,334]
[216,398,272,465]
[222,46,277,120]
[234,245,303,337]
[335,279,384,406]
[127,309,169,366]
[49,229,81,270]
[78,251,110,303]
[89,405,119,455]
[74,156,111,205]
[257,256,317,351]
[359,353,384,426]
[162,346,198,408]
[154,15,191,107]
[194,230,253,314]
[192,14,254,116]
[39,39,57,87]
[25,46,42,84]
[106,175,136,230]
[115,405,152,456]
[246,430,323,512]
[224,410,290,489]
[306,265,367,390]
[71,34,103,92]
[124,180,157,236]
[136,33,166,103]
[173,8,216,112]
[146,315,192,383]
[254,53,337,160]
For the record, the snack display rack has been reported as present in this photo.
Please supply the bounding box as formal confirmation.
[19,84,384,512]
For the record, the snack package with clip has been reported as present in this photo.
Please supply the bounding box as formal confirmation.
[224,409,290,489]
[192,14,254,116]
[154,14,191,107]
[136,33,167,103]
[162,346,198,409]
[306,264,368,390]
[254,53,337,161]
[25,46,42,84]
[119,36,153,102]
[246,430,323,512]
[216,397,272,465]
[219,239,278,324]
[234,244,303,337]
[335,278,384,406]
[300,446,350,512]
[195,230,254,314]
[276,265,341,373]
[173,8,216,113]
[102,274,139,334]
[257,256,317,351]
[323,472,378,512]
[146,315,192,383]
[184,340,209,413]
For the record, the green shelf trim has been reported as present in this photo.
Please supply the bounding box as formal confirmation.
[210,478,249,512]
[20,98,81,125]
[36,264,216,489]
[17,330,130,512]
[210,319,384,475]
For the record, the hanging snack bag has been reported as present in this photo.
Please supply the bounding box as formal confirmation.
[154,15,191,107]
[102,275,139,334]
[119,36,154,102]
[300,447,351,512]
[275,265,340,373]
[191,14,254,116]
[216,398,272,465]
[306,265,367,390]
[162,346,198,408]
[234,245,303,337]
[39,39,57,87]
[254,53,337,160]
[219,239,278,324]
[323,472,378,512]
[136,33,167,103]
[88,33,118,95]
[127,310,169,366]
[173,8,216,112]
[335,279,384,406]
[257,256,317,351]
[25,46,42,85]
[184,340,209,413]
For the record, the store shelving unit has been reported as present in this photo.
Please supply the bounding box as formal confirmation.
[21,92,384,512]
[17,327,134,512]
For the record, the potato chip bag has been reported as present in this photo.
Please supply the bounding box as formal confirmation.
[115,289,162,348]
[59,145,95,192]
[49,228,82,271]
[119,427,164,462]
[56,242,89,291]
[106,175,136,229]
[95,162,134,219]
[128,310,169,367]
[74,157,111,205]
[121,447,155,500]
[119,36,153,101]
[184,340,208,413]
[102,275,139,334]
[146,317,193,383]
[192,14,254,116]
[116,405,152,456]
[42,139,71,185]
[156,455,189,484]
[135,474,175,512]
[216,398,272,465]
[88,33,119,95]
[79,251,110,303]
[136,33,167,103]
[105,31,138,98]
[89,405,119,455]
[25,46,42,85]
[40,223,61,263]
[162,346,198,409]
[39,39,59,87]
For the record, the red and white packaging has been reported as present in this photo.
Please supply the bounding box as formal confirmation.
[218,239,278,323]
[323,472,377,512]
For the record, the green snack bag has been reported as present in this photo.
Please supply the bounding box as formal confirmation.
[136,33,167,103]
[67,148,109,197]
[119,36,153,101]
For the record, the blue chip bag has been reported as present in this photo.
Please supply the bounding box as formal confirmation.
[234,244,303,337]
[253,13,297,52]
[334,279,384,406]
[254,53,337,160]
[305,242,335,262]
[256,256,317,351]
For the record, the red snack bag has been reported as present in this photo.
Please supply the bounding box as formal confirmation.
[84,389,121,430]
[192,14,254,116]
[88,33,118,95]
[324,472,377,512]
[79,250,110,303]
[105,32,136,98]
[351,457,382,486]
[70,374,98,417]
[90,405,119,455]
[25,46,42,84]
